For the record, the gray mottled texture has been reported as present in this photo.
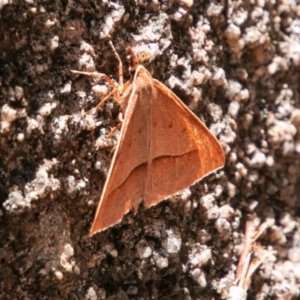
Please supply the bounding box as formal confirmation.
[1,0,300,299]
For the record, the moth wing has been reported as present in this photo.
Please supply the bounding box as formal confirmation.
[90,67,225,235]
[143,79,225,206]
[90,71,153,234]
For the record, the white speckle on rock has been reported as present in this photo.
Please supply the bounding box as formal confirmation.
[17,133,25,142]
[60,244,77,273]
[4,159,61,209]
[227,182,236,198]
[162,229,182,254]
[49,35,59,51]
[225,23,241,42]
[64,175,87,196]
[243,26,265,47]
[225,80,243,102]
[77,53,95,72]
[92,84,109,99]
[54,270,64,280]
[179,0,193,9]
[228,101,240,118]
[219,205,234,221]
[191,70,205,86]
[267,115,297,154]
[271,269,285,283]
[212,68,226,86]
[79,41,95,57]
[95,3,125,39]
[64,244,74,258]
[188,245,212,268]
[60,82,72,95]
[44,18,56,29]
[1,104,17,122]
[152,251,168,269]
[38,102,57,117]
[85,287,97,300]
[249,150,267,168]
[200,193,215,209]
[239,89,249,101]
[110,249,118,258]
[280,213,296,234]
[95,132,117,150]
[103,244,118,258]
[180,188,192,202]
[215,217,231,240]
[190,268,207,288]
[235,162,248,179]
[3,190,25,211]
[268,56,289,75]
[288,248,300,263]
[136,239,152,259]
[228,286,247,300]
[171,8,188,22]
[81,114,96,131]
[214,185,224,198]
[207,2,223,17]
[0,104,19,133]
[166,75,184,90]
[26,118,39,135]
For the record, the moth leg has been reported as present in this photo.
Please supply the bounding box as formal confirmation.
[71,70,121,112]
[107,114,122,157]
[108,40,123,88]
[71,39,124,109]
[94,90,115,111]
[105,111,122,146]
[108,122,122,138]
[111,110,124,135]
[106,111,122,155]
[116,110,124,123]
[109,145,117,158]
[71,70,118,90]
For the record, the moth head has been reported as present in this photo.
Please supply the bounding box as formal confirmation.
[126,46,139,75]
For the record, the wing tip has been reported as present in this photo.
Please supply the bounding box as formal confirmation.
[89,222,114,237]
[89,209,129,237]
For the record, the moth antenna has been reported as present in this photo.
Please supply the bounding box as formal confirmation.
[108,40,123,88]
[126,46,139,74]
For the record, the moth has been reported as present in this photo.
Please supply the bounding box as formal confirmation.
[72,42,225,236]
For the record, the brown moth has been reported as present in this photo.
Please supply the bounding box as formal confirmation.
[72,42,225,236]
